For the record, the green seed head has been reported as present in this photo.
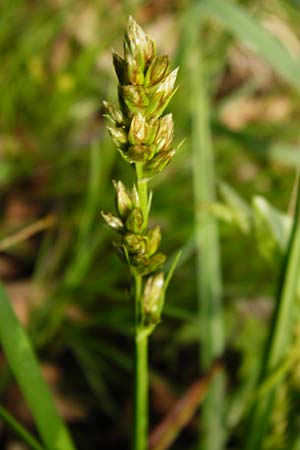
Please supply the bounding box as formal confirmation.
[143,149,175,177]
[147,226,161,256]
[127,144,155,163]
[130,253,148,268]
[153,68,178,97]
[146,252,166,273]
[142,272,164,320]
[145,55,170,86]
[128,114,159,146]
[126,207,144,234]
[104,16,178,172]
[120,85,149,114]
[102,17,179,289]
[130,251,166,275]
[124,16,156,75]
[107,125,127,148]
[124,233,147,254]
[155,114,174,152]
[101,211,124,231]
[113,180,133,219]
[145,69,178,119]
[103,101,125,126]
[131,185,140,208]
[128,113,147,144]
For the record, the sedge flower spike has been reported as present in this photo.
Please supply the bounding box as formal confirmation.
[102,17,180,450]
[102,16,178,304]
[103,15,178,176]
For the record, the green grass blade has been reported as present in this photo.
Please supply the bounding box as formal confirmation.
[75,140,103,249]
[202,0,300,88]
[244,177,300,450]
[67,140,104,286]
[0,283,76,450]
[165,250,182,290]
[219,181,252,233]
[180,6,225,449]
[0,405,45,450]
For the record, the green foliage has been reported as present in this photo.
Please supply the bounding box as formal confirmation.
[0,283,75,450]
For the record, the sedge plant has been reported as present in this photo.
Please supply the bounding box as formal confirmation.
[101,16,180,450]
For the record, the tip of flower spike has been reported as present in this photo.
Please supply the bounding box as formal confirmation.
[125,16,146,42]
[124,16,156,72]
[126,16,145,37]
[127,15,135,26]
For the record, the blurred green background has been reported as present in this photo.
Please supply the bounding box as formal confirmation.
[1,0,300,449]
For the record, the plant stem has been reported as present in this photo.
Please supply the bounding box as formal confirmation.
[0,405,45,450]
[133,317,149,450]
[185,8,225,450]
[133,163,149,450]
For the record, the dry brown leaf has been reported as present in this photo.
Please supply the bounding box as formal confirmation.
[149,361,222,450]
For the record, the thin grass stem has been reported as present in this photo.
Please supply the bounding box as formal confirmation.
[133,165,149,450]
[0,405,45,450]
[133,317,149,450]
[187,10,225,450]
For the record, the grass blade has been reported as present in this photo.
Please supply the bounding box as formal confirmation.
[243,176,300,450]
[202,0,300,88]
[180,5,225,449]
[67,140,104,286]
[0,283,76,450]
[0,405,45,450]
[165,250,182,290]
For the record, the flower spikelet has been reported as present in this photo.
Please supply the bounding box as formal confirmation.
[103,16,178,176]
[102,181,166,275]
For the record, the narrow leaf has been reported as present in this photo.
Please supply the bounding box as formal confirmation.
[165,250,182,290]
[0,405,45,450]
[253,195,292,255]
[0,283,76,450]
[180,5,226,449]
[219,181,252,233]
[202,0,300,87]
[244,178,300,450]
